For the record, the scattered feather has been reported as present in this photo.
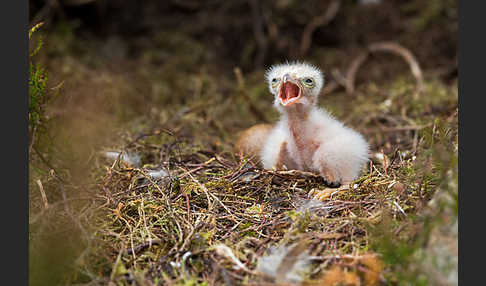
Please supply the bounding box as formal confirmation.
[239,171,261,182]
[145,169,169,179]
[214,244,253,273]
[373,152,385,162]
[256,242,312,285]
[295,199,333,215]
[392,200,407,216]
[102,150,141,167]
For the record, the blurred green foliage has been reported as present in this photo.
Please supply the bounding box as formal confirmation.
[29,22,62,154]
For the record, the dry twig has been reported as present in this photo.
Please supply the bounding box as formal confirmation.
[346,42,424,95]
[299,0,341,57]
[36,179,49,209]
[249,0,268,67]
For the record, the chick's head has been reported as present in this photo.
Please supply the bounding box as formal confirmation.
[265,62,324,111]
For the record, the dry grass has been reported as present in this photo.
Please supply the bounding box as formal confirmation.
[69,77,455,285]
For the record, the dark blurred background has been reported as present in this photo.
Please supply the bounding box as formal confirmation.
[30,0,457,72]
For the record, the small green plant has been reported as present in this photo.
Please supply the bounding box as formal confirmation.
[29,22,62,153]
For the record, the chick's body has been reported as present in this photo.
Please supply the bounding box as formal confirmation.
[261,104,369,184]
[235,123,273,159]
[237,62,369,186]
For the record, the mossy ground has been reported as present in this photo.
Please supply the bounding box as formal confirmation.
[29,7,457,285]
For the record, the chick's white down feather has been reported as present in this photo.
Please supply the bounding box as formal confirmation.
[259,62,369,184]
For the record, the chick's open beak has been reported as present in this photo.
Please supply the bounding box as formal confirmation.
[279,74,302,106]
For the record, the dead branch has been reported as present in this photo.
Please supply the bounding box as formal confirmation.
[36,179,49,209]
[62,0,97,6]
[30,0,63,26]
[249,0,268,67]
[345,51,369,94]
[346,42,424,95]
[299,0,341,57]
[321,80,340,95]
[330,68,349,88]
[234,67,269,123]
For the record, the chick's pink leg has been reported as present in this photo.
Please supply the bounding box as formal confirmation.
[311,166,348,201]
[275,141,289,170]
[319,166,341,188]
[310,150,345,201]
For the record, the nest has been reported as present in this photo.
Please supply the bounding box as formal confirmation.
[86,123,437,286]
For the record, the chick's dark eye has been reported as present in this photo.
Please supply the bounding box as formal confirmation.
[271,78,277,83]
[305,78,313,84]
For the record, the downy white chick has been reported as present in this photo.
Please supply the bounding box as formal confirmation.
[236,62,369,188]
